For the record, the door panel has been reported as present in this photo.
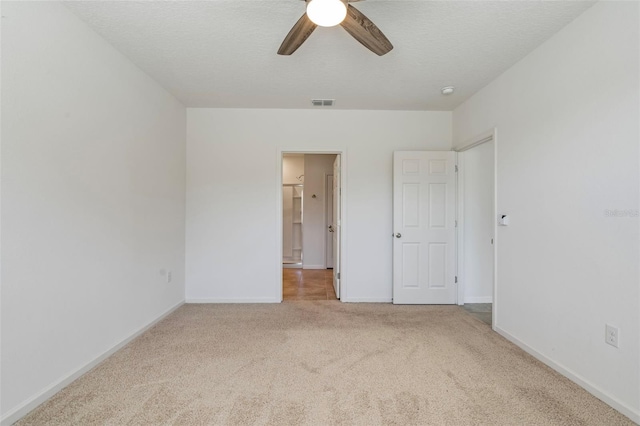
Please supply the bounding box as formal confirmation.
[332,156,341,298]
[403,184,420,227]
[326,175,334,268]
[428,243,447,288]
[402,243,420,288]
[393,151,456,304]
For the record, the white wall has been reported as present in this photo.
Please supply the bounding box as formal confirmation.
[1,2,186,422]
[282,154,304,185]
[302,154,336,269]
[461,141,494,303]
[186,109,451,302]
[453,2,639,420]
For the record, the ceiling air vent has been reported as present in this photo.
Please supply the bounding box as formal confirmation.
[311,99,335,107]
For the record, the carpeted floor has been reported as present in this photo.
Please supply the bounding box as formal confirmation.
[17,303,633,425]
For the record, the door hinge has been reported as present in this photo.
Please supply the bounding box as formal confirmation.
[455,220,458,227]
[455,165,458,172]
[455,276,458,283]
[337,272,340,279]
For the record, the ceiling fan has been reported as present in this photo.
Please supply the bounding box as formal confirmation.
[278,0,393,56]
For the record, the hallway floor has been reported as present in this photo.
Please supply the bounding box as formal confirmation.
[283,268,337,301]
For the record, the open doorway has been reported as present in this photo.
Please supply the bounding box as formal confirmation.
[280,153,342,301]
[282,154,304,268]
[456,131,497,327]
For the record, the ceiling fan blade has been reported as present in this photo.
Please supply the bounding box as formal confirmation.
[278,13,317,55]
[340,5,393,56]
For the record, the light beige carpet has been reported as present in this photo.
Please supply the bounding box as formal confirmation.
[17,303,633,425]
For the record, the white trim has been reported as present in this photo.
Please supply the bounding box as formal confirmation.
[0,301,185,426]
[494,326,640,424]
[454,128,498,324]
[302,265,326,270]
[455,128,495,152]
[492,129,498,329]
[277,148,347,302]
[342,297,392,303]
[464,296,494,304]
[282,263,302,269]
[456,152,465,306]
[186,298,280,304]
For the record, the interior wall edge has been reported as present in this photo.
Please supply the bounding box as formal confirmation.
[494,326,640,424]
[0,301,185,426]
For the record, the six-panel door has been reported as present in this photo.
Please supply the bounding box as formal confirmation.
[393,151,456,304]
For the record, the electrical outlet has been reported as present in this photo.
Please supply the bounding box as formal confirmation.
[605,324,619,348]
[167,270,172,284]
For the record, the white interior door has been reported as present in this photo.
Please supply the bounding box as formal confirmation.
[393,151,456,304]
[326,175,334,269]
[332,156,341,298]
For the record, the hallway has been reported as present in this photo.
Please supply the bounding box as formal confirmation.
[283,269,337,301]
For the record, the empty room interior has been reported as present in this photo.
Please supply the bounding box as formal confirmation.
[1,1,639,425]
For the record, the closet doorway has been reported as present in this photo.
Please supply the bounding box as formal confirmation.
[280,152,343,301]
[456,130,497,327]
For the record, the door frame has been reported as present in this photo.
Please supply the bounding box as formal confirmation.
[276,148,347,302]
[454,128,498,329]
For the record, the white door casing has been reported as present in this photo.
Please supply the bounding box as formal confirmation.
[277,149,346,303]
[332,156,341,298]
[393,151,457,304]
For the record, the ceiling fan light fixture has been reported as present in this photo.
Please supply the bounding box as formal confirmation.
[306,0,348,27]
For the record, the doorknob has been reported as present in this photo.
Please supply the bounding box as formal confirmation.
[395,233,401,238]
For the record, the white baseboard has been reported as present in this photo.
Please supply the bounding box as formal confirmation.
[342,297,392,303]
[1,300,185,426]
[464,296,493,304]
[282,263,302,269]
[302,265,326,270]
[494,326,640,424]
[186,298,280,303]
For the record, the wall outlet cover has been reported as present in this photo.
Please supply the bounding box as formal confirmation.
[605,324,619,348]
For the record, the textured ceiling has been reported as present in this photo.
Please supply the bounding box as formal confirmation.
[64,1,595,110]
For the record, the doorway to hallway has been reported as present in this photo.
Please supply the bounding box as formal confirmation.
[279,151,344,302]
